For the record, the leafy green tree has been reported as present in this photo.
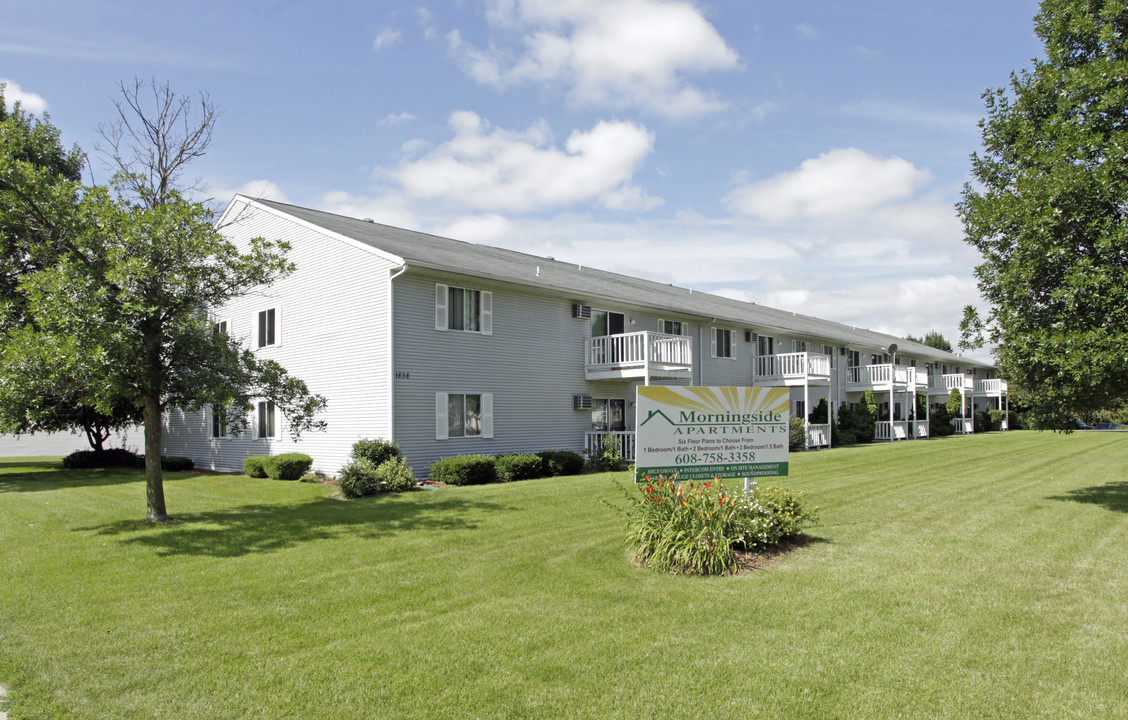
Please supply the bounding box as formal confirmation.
[958,0,1128,429]
[0,84,143,448]
[906,330,954,353]
[0,81,325,520]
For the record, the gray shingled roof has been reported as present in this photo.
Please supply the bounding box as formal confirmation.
[250,197,991,369]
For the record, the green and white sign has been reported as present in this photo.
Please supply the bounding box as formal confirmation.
[635,386,790,481]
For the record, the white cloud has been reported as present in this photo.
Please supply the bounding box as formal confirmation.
[380,111,416,125]
[373,27,402,51]
[795,24,819,40]
[448,0,740,117]
[0,79,48,114]
[725,148,932,223]
[204,179,291,206]
[388,111,661,212]
[840,99,980,132]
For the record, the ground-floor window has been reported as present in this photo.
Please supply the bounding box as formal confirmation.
[435,393,494,440]
[257,401,275,439]
[592,399,626,431]
[212,405,227,438]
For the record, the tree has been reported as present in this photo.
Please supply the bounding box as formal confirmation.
[0,80,325,520]
[0,84,143,448]
[906,330,954,354]
[957,0,1128,429]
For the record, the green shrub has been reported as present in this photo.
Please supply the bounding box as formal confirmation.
[244,456,269,478]
[618,476,820,576]
[836,399,876,444]
[351,438,401,467]
[299,473,323,484]
[429,455,497,486]
[338,457,379,498]
[374,456,416,492]
[586,434,624,472]
[161,456,195,472]
[263,453,313,480]
[988,409,1008,430]
[930,404,956,437]
[62,448,142,469]
[494,453,544,482]
[788,417,806,450]
[537,450,585,477]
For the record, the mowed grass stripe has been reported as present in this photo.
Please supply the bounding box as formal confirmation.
[1,431,1126,719]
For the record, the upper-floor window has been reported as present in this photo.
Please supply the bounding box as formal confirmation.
[257,308,277,348]
[712,328,735,359]
[658,319,687,335]
[435,284,493,334]
[757,335,774,356]
[213,320,228,336]
[794,340,808,353]
[211,405,227,438]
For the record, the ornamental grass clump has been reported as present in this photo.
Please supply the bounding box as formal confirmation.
[619,475,819,576]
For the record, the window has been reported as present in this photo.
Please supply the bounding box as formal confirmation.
[658,319,686,335]
[435,284,493,334]
[795,400,806,421]
[794,340,808,353]
[436,393,494,439]
[592,399,626,432]
[257,309,277,348]
[257,400,275,439]
[757,335,774,356]
[211,405,227,439]
[846,350,860,368]
[712,328,734,358]
[213,320,228,336]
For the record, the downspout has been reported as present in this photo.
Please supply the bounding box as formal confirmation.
[388,263,409,442]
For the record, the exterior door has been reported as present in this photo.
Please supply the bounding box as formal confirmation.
[592,310,626,363]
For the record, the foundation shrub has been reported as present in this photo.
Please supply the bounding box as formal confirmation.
[62,448,142,469]
[337,457,379,498]
[788,417,806,451]
[537,450,585,477]
[429,455,497,486]
[243,456,269,478]
[494,453,544,482]
[374,456,416,492]
[160,456,195,472]
[264,453,313,480]
[351,438,401,467]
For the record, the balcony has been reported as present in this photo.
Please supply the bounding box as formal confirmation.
[846,364,923,391]
[927,373,974,396]
[585,331,692,382]
[974,378,1008,396]
[585,431,636,461]
[806,423,831,448]
[755,352,832,386]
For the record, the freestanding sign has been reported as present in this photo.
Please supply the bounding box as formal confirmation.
[635,386,790,481]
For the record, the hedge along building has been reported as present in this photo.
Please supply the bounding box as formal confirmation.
[161,196,1009,476]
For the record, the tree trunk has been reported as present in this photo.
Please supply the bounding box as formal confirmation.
[143,392,168,521]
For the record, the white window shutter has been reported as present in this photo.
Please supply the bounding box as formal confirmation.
[435,393,448,440]
[481,393,494,438]
[274,306,282,347]
[481,291,493,335]
[435,284,448,331]
[710,328,718,358]
[274,403,282,440]
[657,319,665,332]
[683,323,691,336]
[250,313,258,348]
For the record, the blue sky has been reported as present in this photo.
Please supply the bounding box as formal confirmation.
[3,0,1044,359]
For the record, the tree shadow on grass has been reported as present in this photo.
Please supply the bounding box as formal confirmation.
[73,493,517,557]
[1048,481,1128,513]
[0,467,141,493]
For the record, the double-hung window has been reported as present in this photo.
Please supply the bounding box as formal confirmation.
[435,392,494,439]
[257,400,276,439]
[657,319,686,335]
[712,328,735,359]
[435,284,493,334]
[257,308,278,348]
[211,405,227,439]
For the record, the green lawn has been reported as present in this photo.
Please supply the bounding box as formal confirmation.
[1,432,1127,719]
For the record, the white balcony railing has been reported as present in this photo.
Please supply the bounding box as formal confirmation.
[976,378,1009,395]
[585,331,692,380]
[846,364,915,388]
[914,421,929,439]
[952,417,972,434]
[585,431,636,461]
[806,423,831,448]
[756,352,831,382]
[875,420,911,441]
